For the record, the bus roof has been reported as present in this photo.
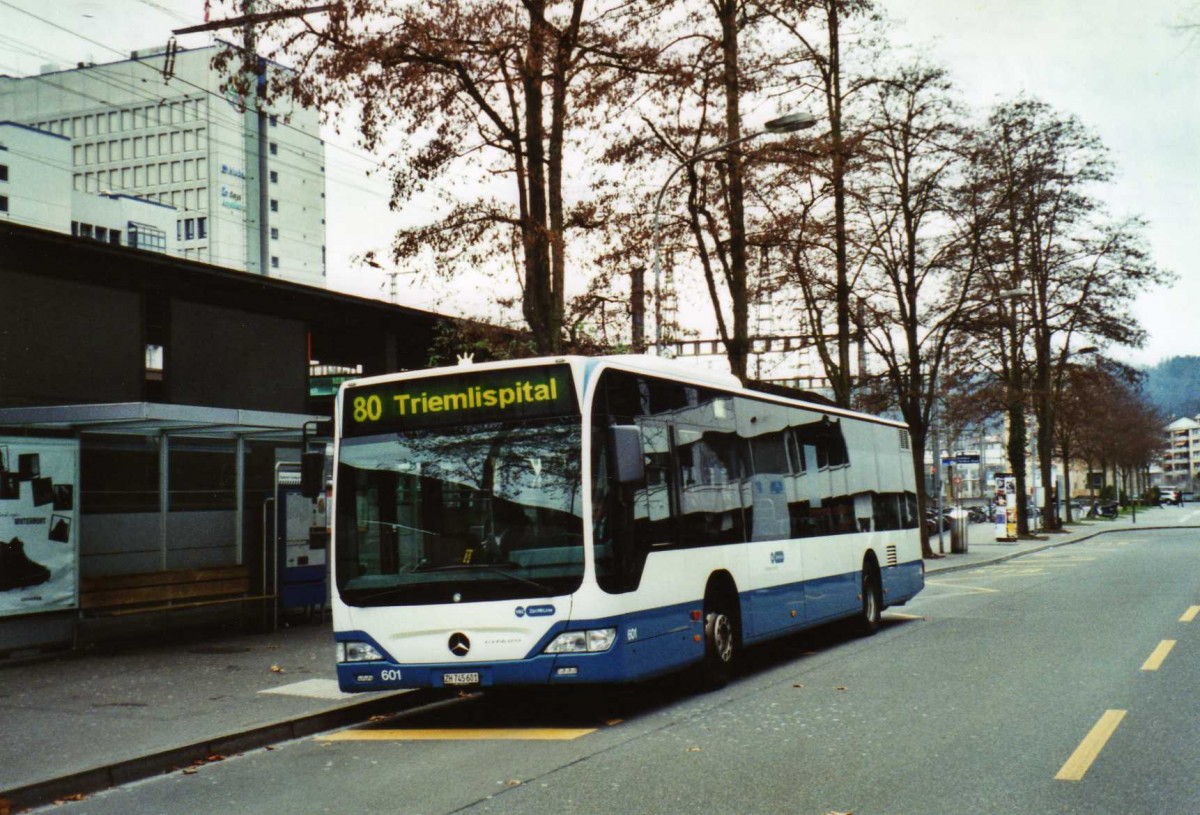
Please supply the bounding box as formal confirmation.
[339,355,909,431]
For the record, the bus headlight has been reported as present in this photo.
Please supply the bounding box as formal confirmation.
[543,628,617,654]
[337,641,384,663]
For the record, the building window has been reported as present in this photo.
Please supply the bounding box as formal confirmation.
[270,256,280,269]
[269,142,278,155]
[197,217,207,239]
[95,226,108,243]
[0,164,7,182]
[270,199,278,212]
[184,218,195,240]
[269,114,278,127]
[270,227,279,240]
[128,221,167,253]
[145,344,164,375]
[110,229,121,245]
[0,195,7,213]
[269,170,278,183]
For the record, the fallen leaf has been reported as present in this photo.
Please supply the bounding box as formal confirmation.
[793,683,805,688]
[53,794,87,804]
[270,665,285,673]
[834,686,848,692]
[265,746,275,751]
[182,768,198,775]
[686,746,703,753]
[506,779,523,787]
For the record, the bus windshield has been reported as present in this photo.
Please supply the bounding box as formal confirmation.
[335,417,585,606]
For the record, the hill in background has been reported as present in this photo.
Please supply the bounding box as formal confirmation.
[1144,356,1200,420]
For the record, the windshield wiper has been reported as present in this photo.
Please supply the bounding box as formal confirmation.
[412,562,554,594]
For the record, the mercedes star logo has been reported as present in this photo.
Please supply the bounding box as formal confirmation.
[448,632,471,657]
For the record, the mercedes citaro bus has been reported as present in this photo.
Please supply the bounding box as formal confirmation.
[323,355,923,691]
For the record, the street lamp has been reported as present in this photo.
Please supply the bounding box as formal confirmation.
[650,111,818,355]
[996,287,1034,533]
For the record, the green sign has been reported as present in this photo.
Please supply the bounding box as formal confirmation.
[341,365,576,436]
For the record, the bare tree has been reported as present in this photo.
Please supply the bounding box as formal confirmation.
[955,99,1171,533]
[852,62,972,557]
[753,0,879,407]
[216,0,632,354]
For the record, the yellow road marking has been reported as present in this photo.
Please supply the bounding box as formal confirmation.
[1141,640,1177,671]
[1055,710,1127,781]
[1181,606,1200,623]
[319,727,596,742]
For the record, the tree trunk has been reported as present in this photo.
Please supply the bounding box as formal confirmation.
[825,0,852,407]
[521,0,554,353]
[719,0,750,382]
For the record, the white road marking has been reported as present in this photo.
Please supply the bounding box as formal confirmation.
[258,678,355,700]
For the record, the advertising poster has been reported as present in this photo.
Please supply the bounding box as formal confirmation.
[0,438,80,617]
[994,474,1017,543]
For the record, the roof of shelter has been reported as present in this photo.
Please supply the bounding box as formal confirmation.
[0,402,323,442]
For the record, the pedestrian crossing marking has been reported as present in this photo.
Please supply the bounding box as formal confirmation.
[319,727,596,741]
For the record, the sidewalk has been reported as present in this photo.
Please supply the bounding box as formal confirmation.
[0,513,1185,812]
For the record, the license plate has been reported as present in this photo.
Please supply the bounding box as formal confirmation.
[443,672,481,686]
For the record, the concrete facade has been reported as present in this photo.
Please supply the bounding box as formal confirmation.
[0,43,325,286]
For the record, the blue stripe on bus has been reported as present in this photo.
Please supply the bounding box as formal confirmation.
[335,560,924,690]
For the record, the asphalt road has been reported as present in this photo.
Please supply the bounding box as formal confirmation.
[33,528,1200,814]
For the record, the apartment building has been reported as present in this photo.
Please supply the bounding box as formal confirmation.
[1162,416,1200,489]
[0,43,325,287]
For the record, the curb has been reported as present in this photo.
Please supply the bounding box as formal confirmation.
[1,689,446,813]
[925,524,1188,576]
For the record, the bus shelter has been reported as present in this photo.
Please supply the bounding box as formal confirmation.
[0,402,326,654]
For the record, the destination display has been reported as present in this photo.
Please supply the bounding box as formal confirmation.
[341,364,577,435]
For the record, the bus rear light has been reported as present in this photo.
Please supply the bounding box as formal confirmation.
[544,628,616,654]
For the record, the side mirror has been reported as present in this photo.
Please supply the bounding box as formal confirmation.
[300,450,326,499]
[608,425,645,485]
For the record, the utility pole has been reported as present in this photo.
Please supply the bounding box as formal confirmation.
[174,4,335,277]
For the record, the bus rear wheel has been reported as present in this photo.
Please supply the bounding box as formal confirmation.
[698,596,738,689]
[857,567,881,636]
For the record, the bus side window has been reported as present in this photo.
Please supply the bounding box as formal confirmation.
[634,419,676,548]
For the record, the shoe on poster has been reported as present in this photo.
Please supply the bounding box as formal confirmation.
[0,537,52,591]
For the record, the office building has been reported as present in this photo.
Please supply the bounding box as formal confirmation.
[0,43,325,286]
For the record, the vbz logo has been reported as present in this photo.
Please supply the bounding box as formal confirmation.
[770,551,785,565]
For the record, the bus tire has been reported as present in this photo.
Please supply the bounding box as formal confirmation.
[698,589,739,689]
[857,562,882,637]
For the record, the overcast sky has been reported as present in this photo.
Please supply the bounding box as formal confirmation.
[1,0,1195,367]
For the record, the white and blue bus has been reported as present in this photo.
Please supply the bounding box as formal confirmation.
[329,355,923,691]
